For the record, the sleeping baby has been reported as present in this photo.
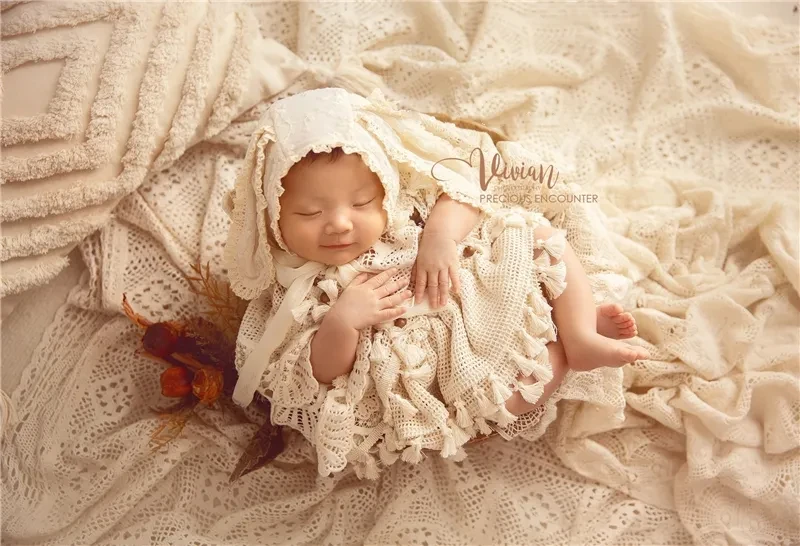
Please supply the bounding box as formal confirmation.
[223,87,650,480]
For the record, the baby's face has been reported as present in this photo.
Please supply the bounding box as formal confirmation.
[277,152,388,265]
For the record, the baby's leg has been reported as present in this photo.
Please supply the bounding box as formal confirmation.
[534,225,650,371]
[505,339,568,415]
[505,304,643,415]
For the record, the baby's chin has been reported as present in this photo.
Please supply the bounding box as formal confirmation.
[300,245,362,266]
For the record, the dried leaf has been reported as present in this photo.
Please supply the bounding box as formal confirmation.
[229,419,286,483]
[149,399,198,453]
[122,293,152,329]
[184,259,248,344]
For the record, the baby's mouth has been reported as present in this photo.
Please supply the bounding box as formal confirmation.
[321,243,353,249]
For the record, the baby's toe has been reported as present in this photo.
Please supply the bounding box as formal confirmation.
[612,312,632,324]
[619,347,640,363]
[620,345,650,363]
[599,303,624,318]
[634,346,651,360]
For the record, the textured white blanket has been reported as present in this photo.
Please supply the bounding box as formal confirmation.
[2,3,798,545]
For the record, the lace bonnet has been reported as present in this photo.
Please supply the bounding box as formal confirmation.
[223,86,493,301]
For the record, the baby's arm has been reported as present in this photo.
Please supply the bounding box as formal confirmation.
[423,193,481,243]
[310,311,359,385]
[413,194,482,307]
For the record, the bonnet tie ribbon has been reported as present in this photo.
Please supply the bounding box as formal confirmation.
[232,252,327,407]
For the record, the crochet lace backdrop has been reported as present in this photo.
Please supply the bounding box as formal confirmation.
[3,2,798,545]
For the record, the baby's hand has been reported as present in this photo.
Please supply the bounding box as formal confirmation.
[330,267,413,330]
[412,231,462,308]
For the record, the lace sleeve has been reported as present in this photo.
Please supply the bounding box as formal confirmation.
[235,282,379,478]
[235,285,328,441]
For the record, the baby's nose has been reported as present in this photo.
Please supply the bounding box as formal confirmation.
[326,214,353,233]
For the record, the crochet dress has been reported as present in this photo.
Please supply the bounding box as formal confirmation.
[224,87,569,480]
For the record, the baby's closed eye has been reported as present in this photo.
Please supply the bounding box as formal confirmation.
[295,197,376,216]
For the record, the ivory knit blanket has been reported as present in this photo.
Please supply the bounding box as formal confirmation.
[2,3,798,545]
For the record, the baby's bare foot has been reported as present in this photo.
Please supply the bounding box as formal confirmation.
[597,303,638,339]
[566,333,651,371]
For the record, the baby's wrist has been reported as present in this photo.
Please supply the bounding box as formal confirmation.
[326,304,361,332]
[421,227,460,244]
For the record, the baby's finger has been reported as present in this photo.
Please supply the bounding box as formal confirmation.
[383,289,413,309]
[377,279,408,299]
[365,267,398,288]
[380,305,409,323]
[449,265,461,295]
[426,272,439,308]
[438,269,449,307]
[415,269,427,302]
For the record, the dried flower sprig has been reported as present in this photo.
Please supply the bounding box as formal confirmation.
[124,257,285,481]
[184,260,248,344]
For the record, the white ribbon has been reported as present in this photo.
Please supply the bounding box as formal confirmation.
[232,252,329,407]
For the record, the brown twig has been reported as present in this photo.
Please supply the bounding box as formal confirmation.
[185,260,248,344]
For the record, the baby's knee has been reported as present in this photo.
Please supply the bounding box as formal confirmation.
[533,225,556,240]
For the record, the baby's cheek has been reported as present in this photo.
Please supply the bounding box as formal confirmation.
[281,219,313,251]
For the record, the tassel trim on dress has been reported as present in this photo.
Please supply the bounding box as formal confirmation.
[534,230,566,259]
[524,304,552,337]
[401,436,424,463]
[516,378,545,404]
[440,417,472,459]
[488,372,513,405]
[533,231,568,299]
[450,446,468,462]
[493,404,518,428]
[474,387,497,418]
[535,253,567,299]
[379,440,401,466]
[341,217,566,475]
[363,453,380,479]
[453,398,474,428]
[475,417,494,436]
[474,416,494,435]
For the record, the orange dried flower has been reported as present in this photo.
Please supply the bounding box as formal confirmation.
[143,323,181,358]
[160,366,193,398]
[192,367,223,405]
